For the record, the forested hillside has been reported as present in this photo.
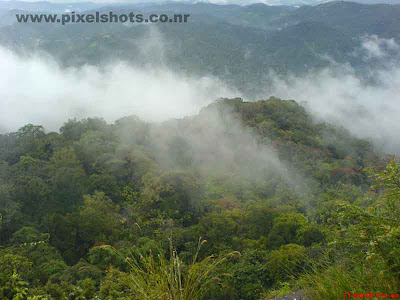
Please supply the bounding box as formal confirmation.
[1,1,399,97]
[1,97,399,299]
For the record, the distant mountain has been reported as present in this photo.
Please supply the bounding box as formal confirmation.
[0,1,399,96]
[100,1,400,37]
[0,0,399,11]
[260,0,400,5]
[284,1,400,39]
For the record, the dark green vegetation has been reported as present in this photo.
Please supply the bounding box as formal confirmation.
[1,97,399,299]
[1,1,400,97]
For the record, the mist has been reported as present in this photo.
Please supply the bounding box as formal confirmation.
[0,45,238,133]
[137,97,313,204]
[2,28,400,156]
[266,35,400,153]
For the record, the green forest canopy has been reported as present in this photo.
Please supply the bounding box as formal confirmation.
[0,97,399,299]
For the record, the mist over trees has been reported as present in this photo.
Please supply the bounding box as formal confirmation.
[1,0,400,299]
[0,98,398,299]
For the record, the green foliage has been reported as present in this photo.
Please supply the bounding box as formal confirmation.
[88,245,124,271]
[99,267,131,299]
[299,158,400,298]
[7,1,400,97]
[0,252,32,299]
[121,239,239,300]
[0,180,18,239]
[193,209,244,255]
[49,148,88,211]
[336,158,400,278]
[136,171,203,226]
[263,281,293,300]
[266,244,306,283]
[78,192,121,247]
[0,98,393,298]
[229,250,271,300]
[57,259,104,285]
[267,213,307,249]
[0,271,29,300]
[11,227,49,245]
[300,255,400,300]
[0,252,32,279]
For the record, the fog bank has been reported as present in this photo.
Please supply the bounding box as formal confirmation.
[0,46,237,133]
[266,36,400,153]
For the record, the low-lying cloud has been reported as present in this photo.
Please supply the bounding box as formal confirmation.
[266,35,400,153]
[2,32,400,155]
[0,46,237,133]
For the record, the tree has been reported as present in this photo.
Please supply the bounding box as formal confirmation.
[13,156,51,219]
[0,252,32,299]
[88,245,124,271]
[267,213,307,249]
[13,124,47,159]
[266,244,306,283]
[137,171,204,226]
[78,192,121,248]
[167,136,194,168]
[49,149,87,211]
[73,130,115,172]
[337,158,400,278]
[0,181,19,243]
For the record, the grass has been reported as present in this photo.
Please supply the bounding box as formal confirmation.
[299,255,400,300]
[124,238,239,300]
[263,281,295,299]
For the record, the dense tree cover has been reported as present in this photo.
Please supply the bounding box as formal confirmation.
[2,2,399,97]
[0,97,398,299]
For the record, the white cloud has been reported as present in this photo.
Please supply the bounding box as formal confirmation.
[361,35,400,59]
[266,37,400,153]
[0,46,238,132]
